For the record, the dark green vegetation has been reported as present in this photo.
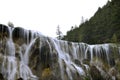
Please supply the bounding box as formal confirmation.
[63,0,120,44]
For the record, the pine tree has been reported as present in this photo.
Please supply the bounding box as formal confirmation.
[111,34,118,43]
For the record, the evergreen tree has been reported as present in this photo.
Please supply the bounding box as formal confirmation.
[111,34,118,43]
[63,0,120,44]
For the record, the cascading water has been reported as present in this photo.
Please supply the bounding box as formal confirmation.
[0,24,120,80]
[0,24,38,80]
[48,39,85,80]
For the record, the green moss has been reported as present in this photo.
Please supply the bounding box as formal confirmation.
[42,68,52,78]
[84,76,91,80]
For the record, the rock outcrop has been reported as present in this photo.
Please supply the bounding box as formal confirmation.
[0,24,120,80]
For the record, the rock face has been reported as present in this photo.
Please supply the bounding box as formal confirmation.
[90,66,103,80]
[0,24,120,80]
[0,73,4,80]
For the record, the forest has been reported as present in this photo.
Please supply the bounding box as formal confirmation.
[63,0,120,44]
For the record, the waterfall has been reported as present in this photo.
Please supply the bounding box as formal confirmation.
[0,24,38,80]
[0,24,120,80]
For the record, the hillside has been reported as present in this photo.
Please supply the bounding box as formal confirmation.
[63,0,120,44]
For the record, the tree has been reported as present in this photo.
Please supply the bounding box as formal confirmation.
[111,33,118,43]
[80,16,84,24]
[71,26,74,31]
[56,25,63,39]
[63,1,120,44]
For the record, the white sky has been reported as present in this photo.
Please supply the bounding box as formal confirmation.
[0,0,108,37]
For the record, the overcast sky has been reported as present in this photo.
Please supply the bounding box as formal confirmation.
[0,0,108,37]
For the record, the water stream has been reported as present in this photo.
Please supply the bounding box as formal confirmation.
[0,24,120,80]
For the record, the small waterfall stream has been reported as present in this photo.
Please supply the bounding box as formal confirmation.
[0,24,120,80]
[0,24,38,80]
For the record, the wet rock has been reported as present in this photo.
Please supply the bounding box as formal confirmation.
[109,58,115,67]
[0,24,9,39]
[40,45,51,68]
[42,68,52,79]
[15,52,21,60]
[74,59,81,66]
[31,37,51,68]
[17,77,23,80]
[1,23,120,80]
[29,37,61,80]
[28,30,33,42]
[90,66,103,80]
[82,59,90,65]
[116,75,120,80]
[0,73,4,80]
[108,67,117,77]
[12,27,26,45]
[102,74,111,80]
[115,59,120,73]
[29,38,50,78]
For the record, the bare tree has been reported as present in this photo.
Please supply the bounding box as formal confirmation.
[81,16,84,24]
[56,25,63,39]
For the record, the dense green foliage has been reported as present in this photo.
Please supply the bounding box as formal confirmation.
[63,0,120,44]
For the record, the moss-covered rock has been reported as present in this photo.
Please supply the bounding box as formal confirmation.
[74,59,81,66]
[12,27,26,45]
[0,24,9,39]
[82,59,90,65]
[90,66,103,80]
[42,68,52,79]
[28,37,63,80]
[1,23,120,80]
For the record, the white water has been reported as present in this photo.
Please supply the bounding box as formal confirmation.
[47,38,120,80]
[1,27,38,80]
[49,39,85,80]
[0,25,120,80]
